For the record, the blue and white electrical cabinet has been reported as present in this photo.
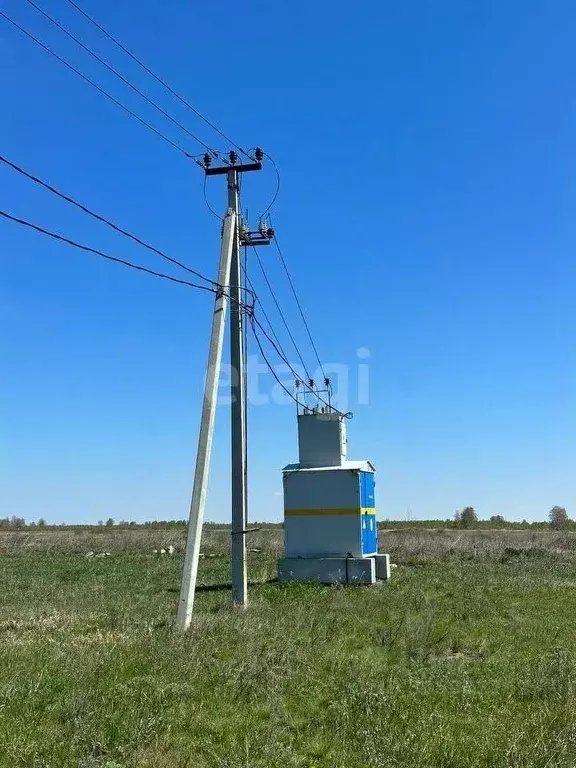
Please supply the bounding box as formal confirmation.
[277,410,390,584]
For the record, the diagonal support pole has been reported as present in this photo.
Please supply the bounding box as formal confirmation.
[176,209,236,632]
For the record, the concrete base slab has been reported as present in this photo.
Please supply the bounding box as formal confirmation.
[278,556,376,585]
[374,553,391,580]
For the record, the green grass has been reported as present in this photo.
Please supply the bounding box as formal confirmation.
[2,551,576,767]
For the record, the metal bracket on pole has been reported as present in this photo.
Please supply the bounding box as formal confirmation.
[175,210,236,632]
[205,161,262,176]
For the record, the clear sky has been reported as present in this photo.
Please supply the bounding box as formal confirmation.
[1,0,575,524]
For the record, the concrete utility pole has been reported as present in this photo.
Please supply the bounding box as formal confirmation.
[176,150,274,629]
[176,210,236,632]
[227,167,248,607]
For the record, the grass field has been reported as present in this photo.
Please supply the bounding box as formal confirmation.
[2,533,576,766]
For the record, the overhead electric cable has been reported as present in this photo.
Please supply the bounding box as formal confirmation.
[0,10,193,158]
[0,154,217,285]
[203,175,223,221]
[273,235,327,381]
[242,246,249,511]
[24,0,215,155]
[251,315,344,416]
[249,317,303,409]
[258,151,281,220]
[241,262,290,365]
[250,245,313,381]
[0,209,218,294]
[63,0,252,159]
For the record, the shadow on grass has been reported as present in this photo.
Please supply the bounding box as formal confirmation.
[166,578,278,594]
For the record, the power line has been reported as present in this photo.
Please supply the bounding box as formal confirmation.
[251,314,306,389]
[203,175,223,221]
[63,0,252,160]
[241,261,290,366]
[236,191,301,380]
[249,245,313,381]
[248,316,302,409]
[1,204,337,407]
[250,315,344,416]
[0,10,193,158]
[0,153,217,286]
[242,247,249,523]
[273,235,327,381]
[24,0,215,155]
[0,208,218,294]
[239,221,308,399]
[258,151,281,220]
[252,316,346,416]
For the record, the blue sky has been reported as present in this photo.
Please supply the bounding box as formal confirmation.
[1,0,575,524]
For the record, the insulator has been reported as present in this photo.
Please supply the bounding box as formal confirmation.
[203,152,212,168]
[229,151,238,165]
[295,379,301,388]
[309,379,314,390]
[266,227,275,239]
[258,220,267,236]
[254,147,264,162]
[324,378,330,387]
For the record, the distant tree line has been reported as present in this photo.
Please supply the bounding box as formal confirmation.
[0,518,283,530]
[95,519,187,527]
[0,507,572,530]
[0,517,186,530]
[0,516,28,529]
[381,506,573,530]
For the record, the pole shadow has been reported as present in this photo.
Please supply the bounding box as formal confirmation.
[166,577,278,594]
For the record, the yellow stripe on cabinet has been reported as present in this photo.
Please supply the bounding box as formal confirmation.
[284,508,377,517]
